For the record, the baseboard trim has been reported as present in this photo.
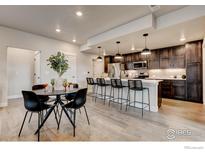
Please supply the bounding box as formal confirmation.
[0,102,8,108]
[8,95,22,99]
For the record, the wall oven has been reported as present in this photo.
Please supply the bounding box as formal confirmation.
[133,61,148,70]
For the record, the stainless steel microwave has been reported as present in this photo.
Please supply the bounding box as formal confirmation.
[133,61,148,70]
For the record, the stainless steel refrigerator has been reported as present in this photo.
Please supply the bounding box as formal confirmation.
[108,63,124,78]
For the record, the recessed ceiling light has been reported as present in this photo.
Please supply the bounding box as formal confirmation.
[180,37,186,42]
[72,39,76,43]
[76,11,83,16]
[56,28,61,32]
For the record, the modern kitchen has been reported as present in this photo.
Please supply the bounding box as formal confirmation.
[98,39,203,109]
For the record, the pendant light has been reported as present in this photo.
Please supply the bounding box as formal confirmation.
[96,46,103,62]
[141,33,151,55]
[114,41,123,60]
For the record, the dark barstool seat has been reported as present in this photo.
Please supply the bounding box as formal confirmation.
[95,78,110,104]
[86,77,97,98]
[126,80,150,117]
[109,79,127,110]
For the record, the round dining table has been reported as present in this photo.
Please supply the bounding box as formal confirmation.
[33,88,80,135]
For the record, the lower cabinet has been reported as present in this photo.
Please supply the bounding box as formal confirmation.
[172,81,186,100]
[161,80,186,100]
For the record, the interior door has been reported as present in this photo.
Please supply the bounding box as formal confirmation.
[34,51,41,84]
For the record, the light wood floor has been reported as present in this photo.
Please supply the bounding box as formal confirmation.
[0,97,205,141]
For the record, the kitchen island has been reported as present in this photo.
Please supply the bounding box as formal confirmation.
[95,78,163,112]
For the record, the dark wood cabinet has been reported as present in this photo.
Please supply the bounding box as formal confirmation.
[124,54,133,63]
[104,56,114,73]
[172,80,186,100]
[170,46,185,68]
[186,41,202,63]
[161,80,173,98]
[159,46,185,69]
[159,48,171,69]
[148,50,160,69]
[161,80,186,100]
[186,62,202,102]
[185,40,203,103]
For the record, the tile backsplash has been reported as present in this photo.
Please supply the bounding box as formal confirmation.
[148,69,186,79]
[126,68,186,79]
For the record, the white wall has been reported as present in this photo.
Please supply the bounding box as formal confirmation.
[7,47,35,99]
[203,38,205,104]
[0,26,95,107]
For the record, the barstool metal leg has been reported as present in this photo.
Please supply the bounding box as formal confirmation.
[142,91,144,117]
[109,87,112,106]
[104,86,106,104]
[117,88,120,104]
[134,89,136,108]
[126,89,130,111]
[95,85,98,102]
[120,88,123,110]
[148,89,150,111]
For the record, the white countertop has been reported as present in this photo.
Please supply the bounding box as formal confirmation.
[147,77,186,81]
[104,78,163,84]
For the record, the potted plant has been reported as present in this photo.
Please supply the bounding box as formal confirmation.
[63,79,68,91]
[50,79,55,91]
[47,52,69,90]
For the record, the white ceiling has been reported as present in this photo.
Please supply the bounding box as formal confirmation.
[0,5,185,45]
[89,16,205,55]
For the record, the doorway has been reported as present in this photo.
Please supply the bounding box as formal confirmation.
[92,58,104,78]
[7,47,40,99]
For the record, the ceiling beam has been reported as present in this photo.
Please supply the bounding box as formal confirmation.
[80,14,155,51]
[80,6,205,52]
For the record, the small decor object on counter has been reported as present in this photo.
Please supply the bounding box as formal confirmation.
[72,83,79,89]
[50,79,55,91]
[63,79,68,91]
[44,83,48,92]
[182,74,186,79]
[67,82,72,88]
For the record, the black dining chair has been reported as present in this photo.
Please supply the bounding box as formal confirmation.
[18,91,55,141]
[58,88,90,137]
[28,84,50,123]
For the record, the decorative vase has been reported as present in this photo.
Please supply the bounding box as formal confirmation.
[55,77,64,90]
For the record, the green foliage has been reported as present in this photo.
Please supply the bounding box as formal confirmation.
[47,52,69,77]
[63,79,68,87]
[50,79,55,86]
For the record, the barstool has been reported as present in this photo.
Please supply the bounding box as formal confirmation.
[86,77,97,98]
[95,78,110,104]
[109,79,127,110]
[126,80,150,117]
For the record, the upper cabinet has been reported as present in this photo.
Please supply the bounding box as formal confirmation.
[159,48,171,69]
[170,45,185,68]
[185,40,202,63]
[158,45,185,69]
[148,49,160,69]
[124,53,133,63]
